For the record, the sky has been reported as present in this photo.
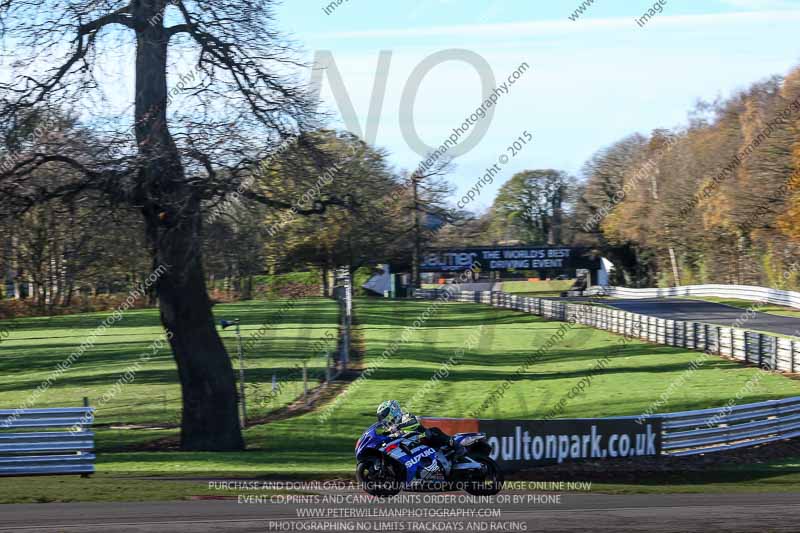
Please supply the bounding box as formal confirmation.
[3,0,798,213]
[272,0,800,211]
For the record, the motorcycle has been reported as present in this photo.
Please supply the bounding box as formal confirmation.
[355,422,504,497]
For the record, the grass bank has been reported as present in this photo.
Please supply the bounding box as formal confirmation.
[500,280,574,297]
[0,298,339,428]
[98,299,800,477]
[3,298,800,500]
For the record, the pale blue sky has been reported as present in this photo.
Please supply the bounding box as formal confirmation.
[275,0,800,211]
[5,1,796,212]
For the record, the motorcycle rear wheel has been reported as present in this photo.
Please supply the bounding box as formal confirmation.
[356,459,402,497]
[464,456,504,496]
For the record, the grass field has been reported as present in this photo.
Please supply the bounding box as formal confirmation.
[500,279,575,297]
[6,460,800,503]
[3,297,800,501]
[97,299,800,475]
[0,298,339,427]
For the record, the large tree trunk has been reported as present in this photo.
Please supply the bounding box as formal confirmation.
[134,0,243,451]
[148,212,244,451]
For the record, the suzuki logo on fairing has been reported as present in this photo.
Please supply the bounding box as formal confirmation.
[404,447,436,467]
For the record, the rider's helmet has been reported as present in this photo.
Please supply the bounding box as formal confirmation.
[376,400,403,427]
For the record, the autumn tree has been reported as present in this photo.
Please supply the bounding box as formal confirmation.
[431,212,492,248]
[575,64,800,288]
[203,204,267,301]
[260,131,404,283]
[0,0,345,450]
[489,169,573,245]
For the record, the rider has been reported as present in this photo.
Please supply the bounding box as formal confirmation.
[376,400,463,458]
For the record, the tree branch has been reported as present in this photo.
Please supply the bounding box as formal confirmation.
[0,152,133,208]
[166,23,193,38]
[78,6,134,35]
[241,190,349,215]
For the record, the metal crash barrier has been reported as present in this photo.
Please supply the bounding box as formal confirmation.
[661,396,800,456]
[0,407,95,477]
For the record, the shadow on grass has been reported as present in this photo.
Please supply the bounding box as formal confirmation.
[0,298,340,333]
[0,333,337,394]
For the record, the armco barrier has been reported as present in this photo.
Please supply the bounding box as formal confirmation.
[584,283,800,310]
[661,396,800,456]
[414,289,800,373]
[0,407,95,476]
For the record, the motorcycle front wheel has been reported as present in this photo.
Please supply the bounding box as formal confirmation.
[356,459,402,497]
[464,456,504,496]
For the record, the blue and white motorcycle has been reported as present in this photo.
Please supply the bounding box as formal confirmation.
[355,422,503,497]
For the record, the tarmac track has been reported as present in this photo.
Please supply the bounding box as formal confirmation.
[553,297,800,338]
[1,490,799,533]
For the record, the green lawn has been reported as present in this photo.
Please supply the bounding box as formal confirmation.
[501,279,575,297]
[3,297,800,501]
[0,298,339,428]
[97,299,800,477]
[6,458,800,503]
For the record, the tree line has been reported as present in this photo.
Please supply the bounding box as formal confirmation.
[434,64,800,289]
[575,64,800,288]
[0,0,448,451]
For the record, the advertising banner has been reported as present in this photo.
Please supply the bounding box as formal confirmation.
[479,418,662,468]
[421,416,662,470]
[420,246,600,272]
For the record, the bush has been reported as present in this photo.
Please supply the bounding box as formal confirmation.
[0,293,154,319]
[253,271,322,299]
[353,266,374,297]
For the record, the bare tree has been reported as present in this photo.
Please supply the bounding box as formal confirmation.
[406,159,454,288]
[0,0,339,450]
